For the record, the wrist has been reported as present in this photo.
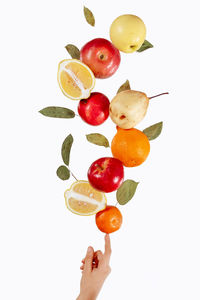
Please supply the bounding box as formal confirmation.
[77,292,96,300]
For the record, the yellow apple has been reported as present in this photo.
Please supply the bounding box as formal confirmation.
[110,14,146,53]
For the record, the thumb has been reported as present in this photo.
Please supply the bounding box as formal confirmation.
[84,246,94,273]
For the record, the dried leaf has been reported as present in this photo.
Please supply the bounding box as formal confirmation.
[83,6,95,26]
[56,165,70,180]
[61,134,73,166]
[39,107,75,118]
[117,80,131,94]
[65,44,80,59]
[117,180,139,205]
[86,133,109,148]
[137,40,153,52]
[143,122,163,141]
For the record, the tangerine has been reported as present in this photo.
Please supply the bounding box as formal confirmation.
[111,127,150,167]
[95,205,122,233]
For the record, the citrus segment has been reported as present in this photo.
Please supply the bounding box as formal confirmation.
[68,198,98,214]
[58,59,95,100]
[64,180,106,216]
[67,62,94,89]
[60,70,81,98]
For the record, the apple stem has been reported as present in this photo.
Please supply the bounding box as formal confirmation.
[96,164,104,171]
[149,92,169,100]
[68,167,78,181]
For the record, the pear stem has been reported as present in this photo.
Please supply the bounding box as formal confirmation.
[149,92,169,100]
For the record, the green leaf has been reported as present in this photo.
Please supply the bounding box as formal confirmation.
[39,107,75,118]
[117,180,139,205]
[143,122,163,141]
[65,44,80,59]
[61,134,73,166]
[117,80,131,94]
[86,133,109,148]
[137,40,153,52]
[56,165,70,180]
[83,6,95,26]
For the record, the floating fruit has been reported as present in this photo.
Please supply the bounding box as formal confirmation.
[110,14,146,53]
[110,90,168,129]
[96,205,123,233]
[78,92,110,126]
[109,90,149,129]
[111,127,150,167]
[64,180,106,216]
[57,59,95,100]
[80,38,121,78]
[88,157,124,193]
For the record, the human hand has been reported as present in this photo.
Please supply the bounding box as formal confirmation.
[76,234,112,300]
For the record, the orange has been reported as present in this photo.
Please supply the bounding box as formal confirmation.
[96,205,122,233]
[57,59,95,100]
[111,127,150,167]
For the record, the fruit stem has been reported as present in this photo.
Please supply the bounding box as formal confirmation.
[149,92,169,100]
[68,167,78,181]
[96,164,104,171]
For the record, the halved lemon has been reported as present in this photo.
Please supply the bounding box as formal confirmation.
[64,180,107,216]
[57,59,95,100]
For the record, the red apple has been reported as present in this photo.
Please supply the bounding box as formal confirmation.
[88,157,124,193]
[80,38,121,79]
[78,92,110,126]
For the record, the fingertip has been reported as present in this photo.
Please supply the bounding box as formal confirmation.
[84,246,94,273]
[105,234,110,242]
[104,233,111,257]
[87,246,94,254]
[85,246,94,258]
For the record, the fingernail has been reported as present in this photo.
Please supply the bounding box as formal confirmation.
[87,246,92,253]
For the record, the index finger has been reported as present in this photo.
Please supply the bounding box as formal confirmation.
[104,234,112,260]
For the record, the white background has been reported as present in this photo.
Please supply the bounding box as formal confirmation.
[0,0,200,299]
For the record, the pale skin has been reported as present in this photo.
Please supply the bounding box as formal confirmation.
[76,234,112,300]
